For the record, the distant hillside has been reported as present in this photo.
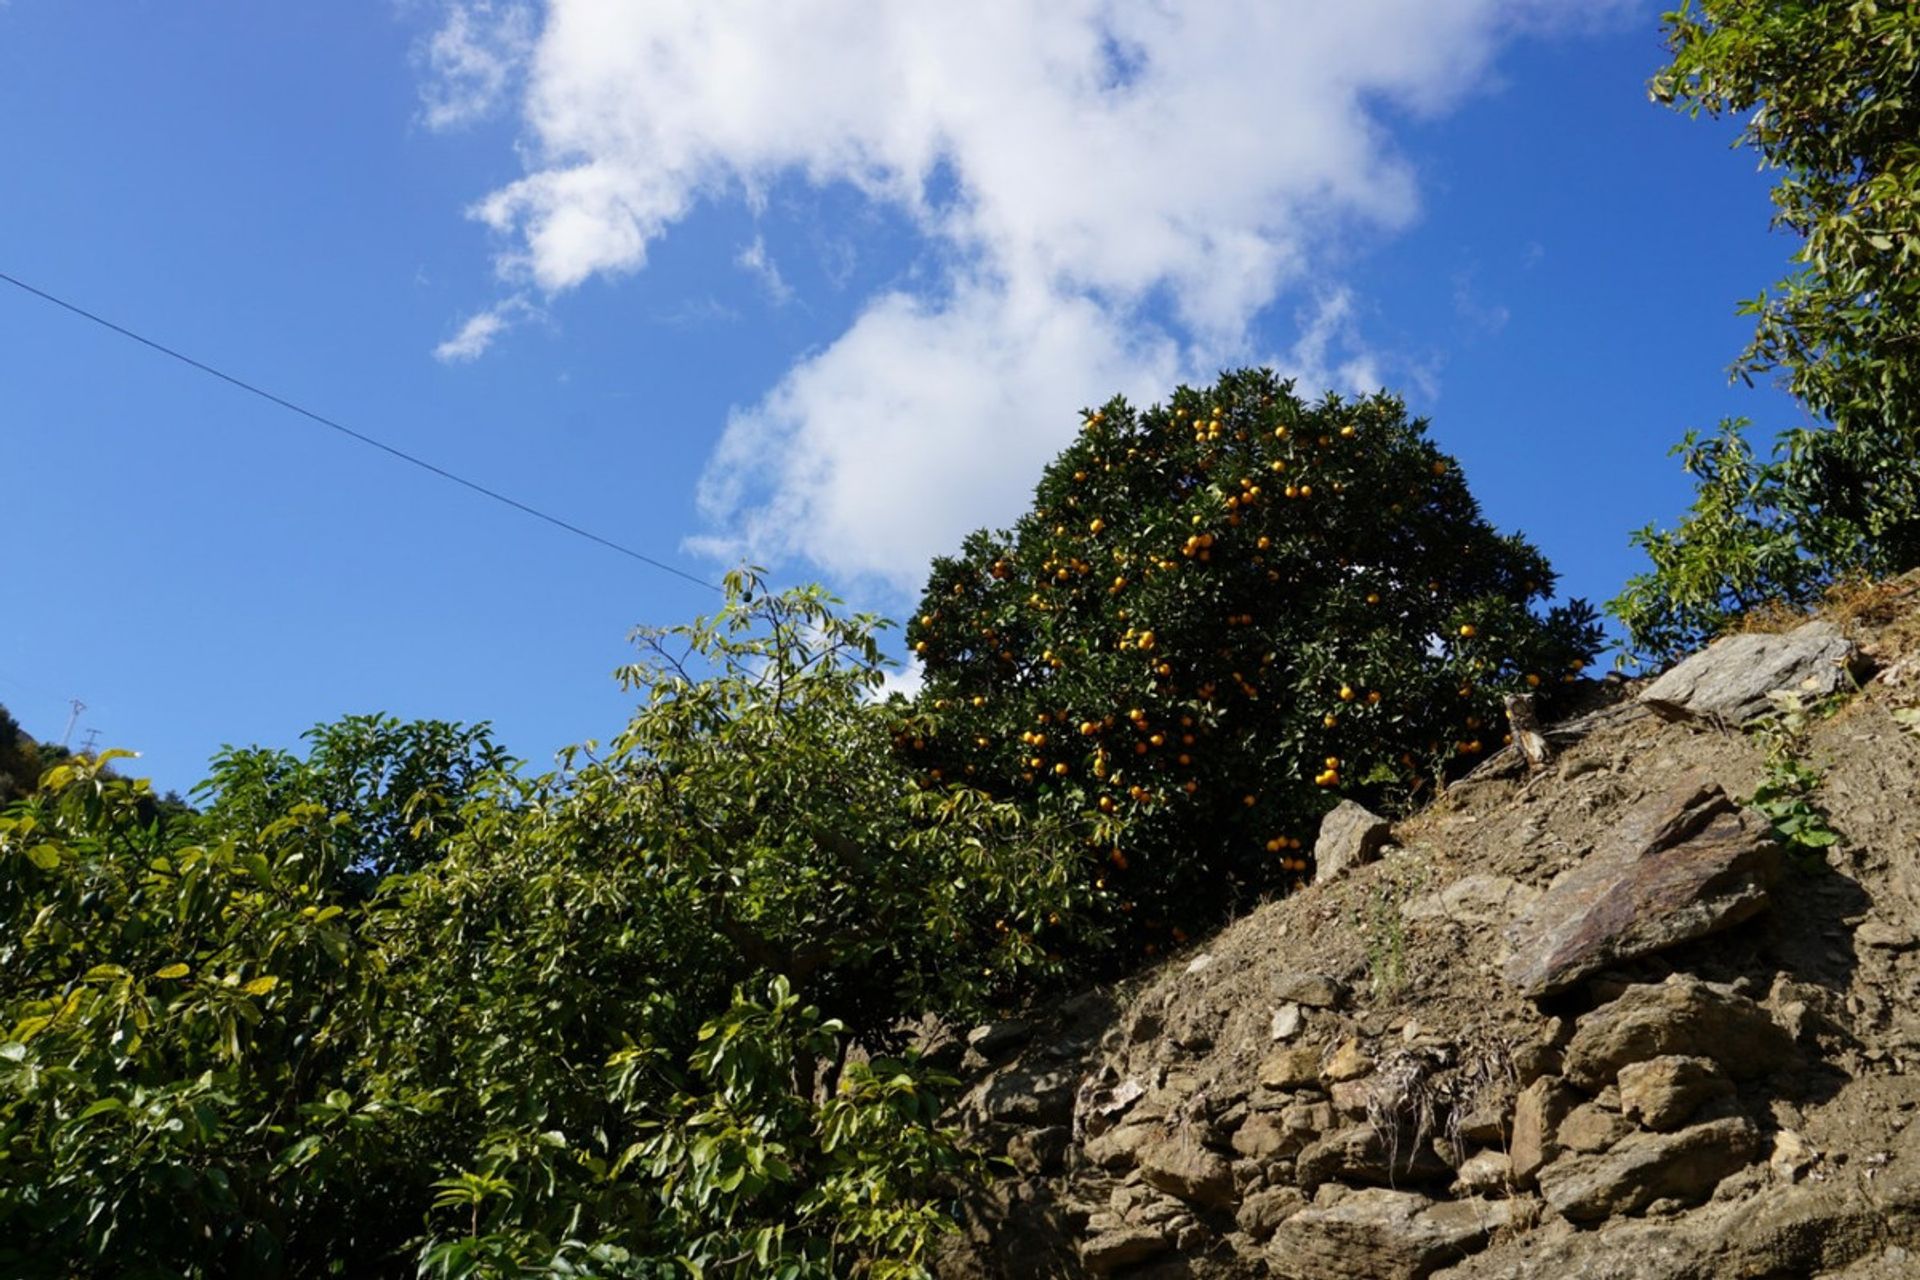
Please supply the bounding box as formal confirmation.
[0,703,65,806]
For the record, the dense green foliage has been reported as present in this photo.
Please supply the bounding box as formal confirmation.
[1611,419,1829,662]
[906,369,1602,948]
[1616,0,1920,662]
[196,713,512,898]
[0,576,1077,1278]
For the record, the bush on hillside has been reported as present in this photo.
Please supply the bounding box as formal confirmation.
[0,574,1075,1278]
[195,712,513,897]
[905,368,1602,950]
[1610,419,1829,663]
[1619,0,1920,663]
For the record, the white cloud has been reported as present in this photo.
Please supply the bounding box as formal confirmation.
[418,1,535,130]
[428,0,1629,589]
[434,294,535,362]
[734,234,791,304]
[690,277,1180,589]
[874,657,925,702]
[1272,289,1385,402]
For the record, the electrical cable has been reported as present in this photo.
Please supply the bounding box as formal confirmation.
[0,270,722,593]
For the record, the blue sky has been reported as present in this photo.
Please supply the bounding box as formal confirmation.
[2,1,1806,796]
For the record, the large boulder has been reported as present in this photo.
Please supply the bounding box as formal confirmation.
[1617,1055,1733,1132]
[1298,1123,1455,1190]
[1504,779,1781,997]
[1511,1077,1581,1185]
[1260,1044,1324,1090]
[1267,1189,1513,1279]
[1562,977,1794,1090]
[1315,800,1392,884]
[1638,618,1854,725]
[1138,1135,1236,1208]
[1236,1186,1308,1241]
[1538,1117,1761,1221]
[1273,971,1348,1008]
[1080,1224,1172,1275]
[975,1060,1078,1126]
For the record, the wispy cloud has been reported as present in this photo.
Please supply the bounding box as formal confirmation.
[417,1,534,131]
[433,294,535,362]
[735,235,792,305]
[1452,267,1511,337]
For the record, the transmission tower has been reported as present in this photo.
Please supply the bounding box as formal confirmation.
[60,698,86,749]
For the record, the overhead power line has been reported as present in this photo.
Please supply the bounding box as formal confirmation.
[0,270,721,593]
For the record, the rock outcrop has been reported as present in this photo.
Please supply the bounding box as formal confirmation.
[937,584,1920,1279]
[1502,779,1781,996]
[1638,617,1856,724]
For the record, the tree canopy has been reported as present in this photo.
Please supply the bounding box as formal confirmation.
[1616,0,1920,661]
[0,576,1077,1278]
[907,369,1601,950]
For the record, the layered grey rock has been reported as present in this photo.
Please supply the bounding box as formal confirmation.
[1538,1117,1761,1221]
[1504,779,1781,996]
[1268,1189,1513,1279]
[1639,618,1854,725]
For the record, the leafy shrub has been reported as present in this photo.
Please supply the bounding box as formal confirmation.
[906,368,1602,948]
[1609,420,1827,664]
[1,574,1073,1278]
[1621,1,1920,660]
[0,752,399,1274]
[196,712,513,897]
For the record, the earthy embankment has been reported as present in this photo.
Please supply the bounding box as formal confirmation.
[937,576,1920,1279]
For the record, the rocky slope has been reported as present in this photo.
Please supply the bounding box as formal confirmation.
[936,575,1920,1279]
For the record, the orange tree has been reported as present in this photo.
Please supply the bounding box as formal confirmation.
[904,368,1601,952]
